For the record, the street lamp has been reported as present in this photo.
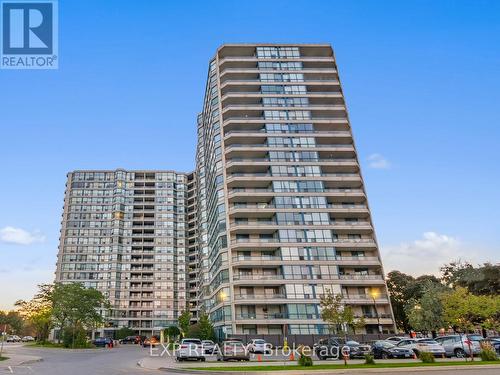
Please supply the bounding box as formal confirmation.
[219,291,228,341]
[370,289,382,335]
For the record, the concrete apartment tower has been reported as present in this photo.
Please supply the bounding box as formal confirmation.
[55,44,396,338]
[195,44,395,338]
[55,170,188,335]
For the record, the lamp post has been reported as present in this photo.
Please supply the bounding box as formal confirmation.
[219,291,227,341]
[370,289,382,335]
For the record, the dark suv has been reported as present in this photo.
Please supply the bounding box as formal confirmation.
[315,338,343,360]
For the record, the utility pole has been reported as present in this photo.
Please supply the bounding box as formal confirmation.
[0,324,7,359]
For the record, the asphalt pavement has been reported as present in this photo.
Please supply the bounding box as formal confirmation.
[1,343,499,375]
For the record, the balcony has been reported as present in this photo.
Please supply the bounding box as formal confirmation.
[232,273,383,281]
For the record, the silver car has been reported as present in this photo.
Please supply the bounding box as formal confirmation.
[434,335,481,358]
[396,338,446,357]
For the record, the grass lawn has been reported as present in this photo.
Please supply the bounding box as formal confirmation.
[0,357,9,361]
[188,360,500,372]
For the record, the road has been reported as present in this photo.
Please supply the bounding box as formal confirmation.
[1,343,154,374]
[1,343,499,374]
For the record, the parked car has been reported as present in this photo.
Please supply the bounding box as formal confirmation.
[217,340,250,361]
[176,338,205,361]
[434,335,481,358]
[386,336,408,343]
[315,337,342,360]
[248,339,272,354]
[396,338,446,357]
[344,340,371,359]
[486,338,500,355]
[22,336,35,342]
[467,334,485,343]
[201,340,216,354]
[142,336,160,347]
[119,335,141,344]
[372,340,413,359]
[93,337,113,347]
[6,335,22,342]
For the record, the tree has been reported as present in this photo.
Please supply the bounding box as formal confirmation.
[198,312,215,341]
[342,305,366,334]
[187,323,201,338]
[320,290,345,334]
[115,327,135,340]
[386,270,449,332]
[320,289,363,335]
[15,283,54,342]
[0,311,24,335]
[442,287,500,332]
[404,282,447,334]
[441,261,500,295]
[51,283,109,347]
[178,310,192,337]
[386,271,415,332]
[165,326,180,342]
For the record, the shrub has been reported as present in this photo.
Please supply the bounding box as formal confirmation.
[115,327,135,340]
[62,326,90,348]
[364,354,375,364]
[298,354,313,366]
[419,351,435,363]
[479,348,498,361]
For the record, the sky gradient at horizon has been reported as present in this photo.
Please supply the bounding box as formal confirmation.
[0,0,499,310]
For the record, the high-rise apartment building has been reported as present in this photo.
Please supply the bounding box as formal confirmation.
[55,170,188,334]
[55,44,395,338]
[195,44,394,337]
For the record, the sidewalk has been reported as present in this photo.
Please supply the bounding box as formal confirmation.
[137,355,500,375]
[0,353,43,367]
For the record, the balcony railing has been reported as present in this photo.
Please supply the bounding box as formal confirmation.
[236,313,321,320]
[230,220,371,227]
[225,144,353,150]
[228,188,364,194]
[223,105,346,111]
[230,203,367,210]
[232,274,383,281]
[226,157,356,164]
[231,255,379,262]
[228,172,360,178]
[230,238,375,245]
[224,129,351,136]
[233,293,388,301]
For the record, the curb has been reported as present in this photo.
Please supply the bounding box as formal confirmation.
[19,357,44,365]
[155,364,500,375]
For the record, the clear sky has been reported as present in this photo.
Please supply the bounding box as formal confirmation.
[1,0,499,310]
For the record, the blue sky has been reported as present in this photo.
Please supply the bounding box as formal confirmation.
[1,0,499,309]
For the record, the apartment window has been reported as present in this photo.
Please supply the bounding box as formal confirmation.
[262,97,309,107]
[256,46,300,58]
[258,61,303,70]
[261,85,307,95]
[264,110,311,120]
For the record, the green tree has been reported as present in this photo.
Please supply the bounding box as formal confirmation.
[198,312,215,341]
[187,323,201,338]
[320,289,345,334]
[178,310,192,337]
[441,261,500,295]
[342,305,366,334]
[0,311,24,335]
[386,271,415,332]
[115,327,135,340]
[15,284,54,342]
[442,287,500,332]
[404,281,447,334]
[51,283,109,347]
[320,289,363,335]
[165,326,180,342]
